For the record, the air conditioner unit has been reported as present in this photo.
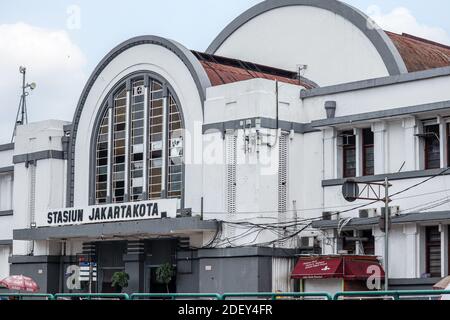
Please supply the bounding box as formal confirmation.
[322,212,337,221]
[338,133,355,147]
[380,206,400,216]
[300,236,318,248]
[359,208,378,218]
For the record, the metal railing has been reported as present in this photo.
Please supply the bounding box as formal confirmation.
[54,293,130,300]
[1,290,450,301]
[221,292,333,300]
[333,290,450,300]
[130,293,222,300]
[0,293,55,300]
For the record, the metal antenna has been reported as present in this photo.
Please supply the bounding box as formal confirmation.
[11,66,36,143]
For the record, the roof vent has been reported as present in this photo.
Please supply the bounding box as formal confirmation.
[325,101,337,119]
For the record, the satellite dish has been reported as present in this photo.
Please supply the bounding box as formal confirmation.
[29,82,37,90]
[342,179,359,202]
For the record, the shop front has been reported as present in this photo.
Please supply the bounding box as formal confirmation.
[291,255,385,295]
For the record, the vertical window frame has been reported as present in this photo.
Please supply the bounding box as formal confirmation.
[362,128,375,177]
[341,130,356,178]
[423,123,441,170]
[425,226,441,278]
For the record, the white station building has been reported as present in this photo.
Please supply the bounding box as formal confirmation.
[1,0,450,294]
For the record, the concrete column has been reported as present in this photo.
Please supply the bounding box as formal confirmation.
[123,241,145,293]
[372,122,387,175]
[354,128,362,177]
[124,80,131,202]
[440,224,448,277]
[402,117,418,171]
[438,116,448,168]
[403,224,418,278]
[374,226,385,264]
[323,128,337,179]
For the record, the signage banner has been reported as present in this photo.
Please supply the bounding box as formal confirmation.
[39,199,179,227]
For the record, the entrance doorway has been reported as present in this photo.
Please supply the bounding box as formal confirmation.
[96,241,127,293]
[147,266,177,293]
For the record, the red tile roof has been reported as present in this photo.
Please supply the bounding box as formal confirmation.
[387,31,450,72]
[192,51,317,89]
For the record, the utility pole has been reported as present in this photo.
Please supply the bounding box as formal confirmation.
[342,178,391,290]
[384,177,390,291]
[11,66,36,142]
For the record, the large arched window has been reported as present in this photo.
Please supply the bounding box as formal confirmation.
[94,74,184,204]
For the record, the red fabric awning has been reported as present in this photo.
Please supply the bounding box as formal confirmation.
[344,257,385,280]
[291,257,344,279]
[291,256,384,280]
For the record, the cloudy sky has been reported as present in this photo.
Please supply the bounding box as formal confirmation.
[1,0,449,144]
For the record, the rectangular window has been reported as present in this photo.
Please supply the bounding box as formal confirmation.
[361,230,375,255]
[341,131,356,178]
[340,231,355,255]
[362,128,374,176]
[424,124,440,170]
[426,226,441,277]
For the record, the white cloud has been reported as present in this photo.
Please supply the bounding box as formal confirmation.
[366,5,450,45]
[0,22,87,143]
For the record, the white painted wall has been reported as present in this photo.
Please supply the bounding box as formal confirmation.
[303,278,342,296]
[12,120,67,255]
[213,6,390,86]
[0,245,11,279]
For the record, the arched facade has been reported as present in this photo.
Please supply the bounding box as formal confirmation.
[67,36,211,209]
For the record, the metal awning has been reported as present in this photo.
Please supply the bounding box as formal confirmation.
[13,217,218,240]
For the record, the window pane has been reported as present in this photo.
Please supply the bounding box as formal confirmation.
[341,131,356,178]
[130,79,145,201]
[167,94,183,199]
[426,226,441,277]
[425,124,440,170]
[148,80,164,199]
[95,108,109,204]
[112,87,127,203]
[363,128,374,176]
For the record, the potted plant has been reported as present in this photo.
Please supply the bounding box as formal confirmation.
[111,271,129,293]
[155,263,174,293]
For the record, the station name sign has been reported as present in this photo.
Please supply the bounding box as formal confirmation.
[42,199,178,227]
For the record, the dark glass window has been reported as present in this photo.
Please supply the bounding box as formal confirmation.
[426,226,441,277]
[361,229,375,255]
[362,128,374,176]
[94,75,184,204]
[340,230,355,254]
[424,124,440,170]
[342,131,356,178]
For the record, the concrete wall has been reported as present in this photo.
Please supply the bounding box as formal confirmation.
[12,120,67,256]
[303,278,342,296]
[212,5,391,86]
[10,256,61,293]
[0,245,11,279]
